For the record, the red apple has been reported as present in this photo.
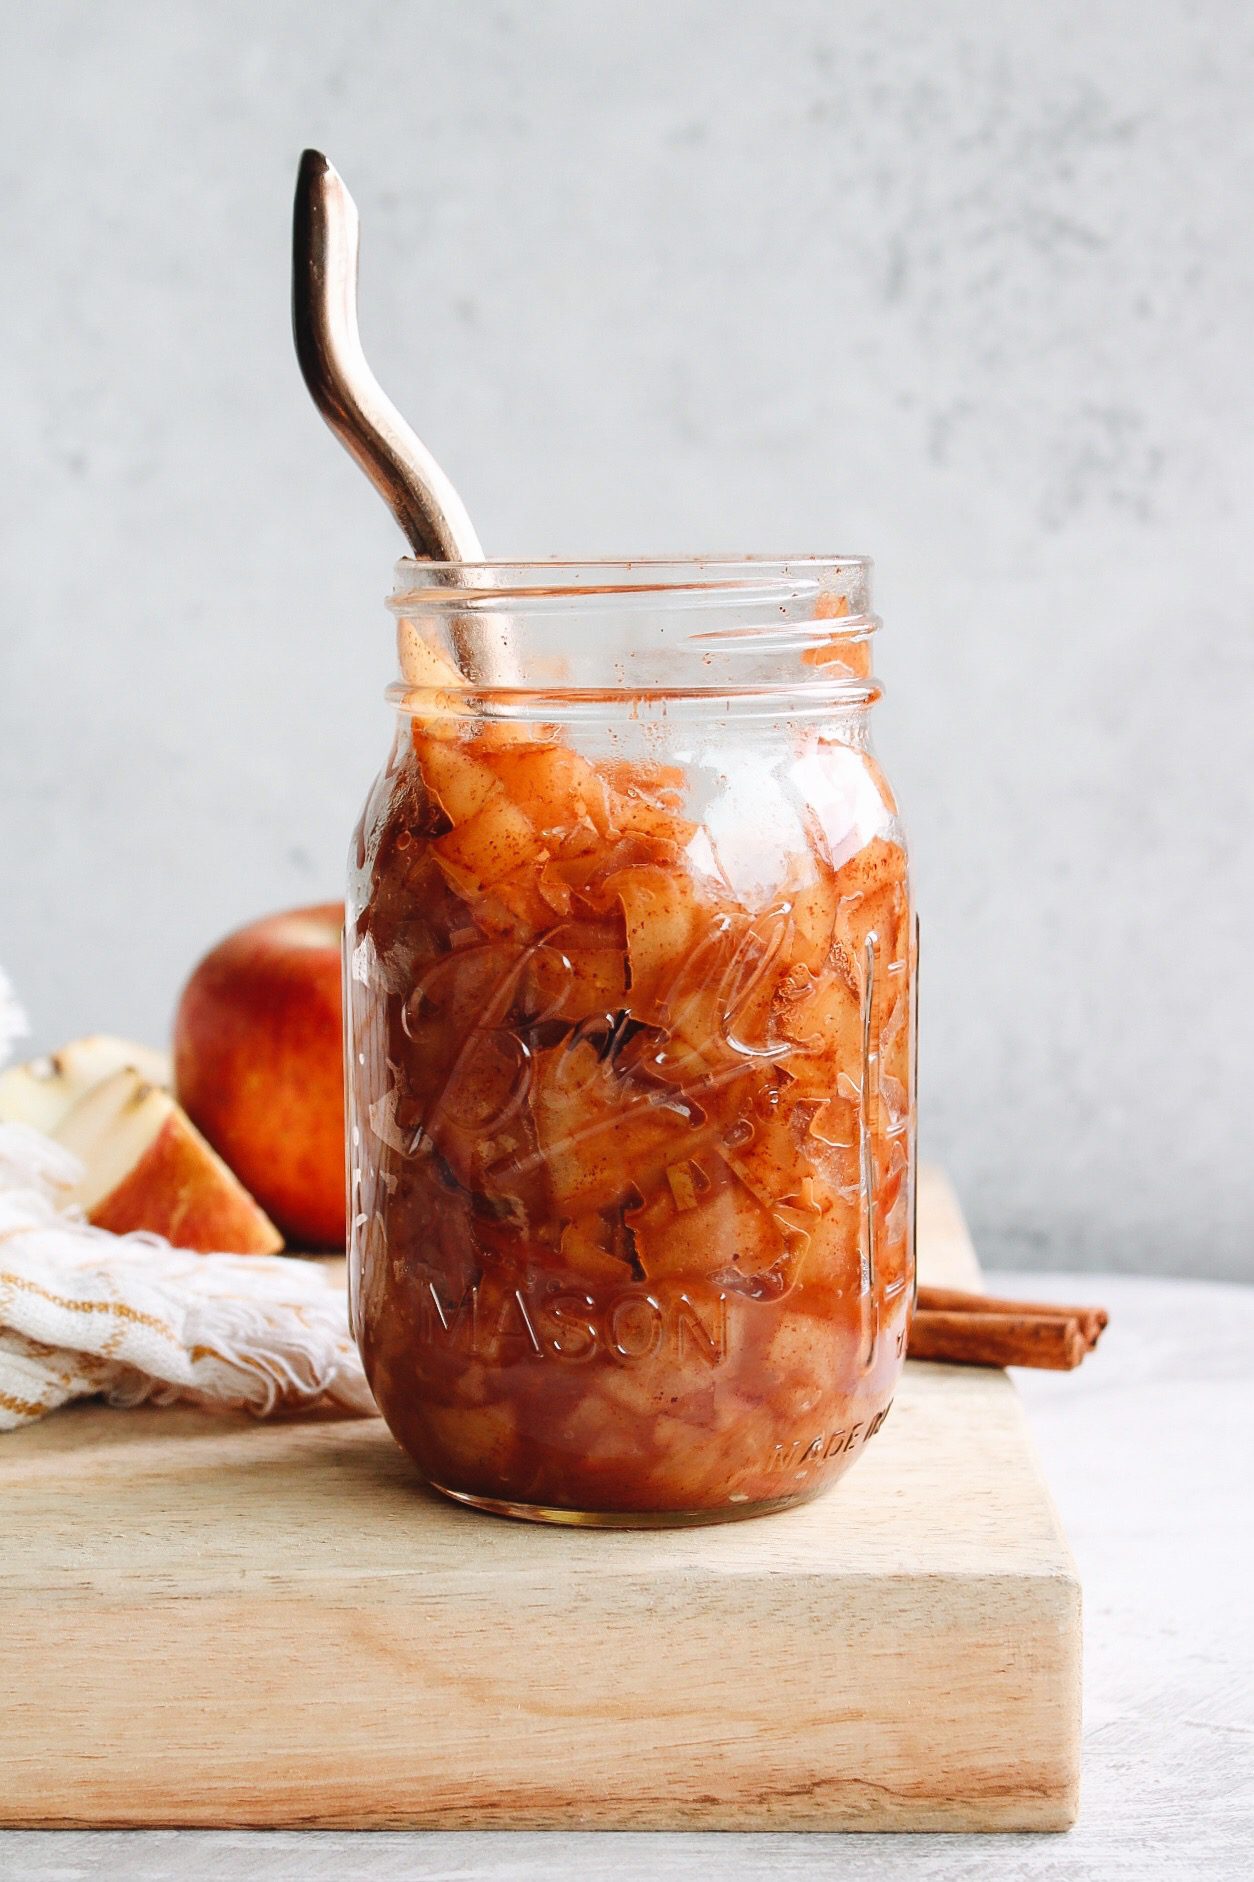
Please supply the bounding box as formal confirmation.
[173,903,346,1248]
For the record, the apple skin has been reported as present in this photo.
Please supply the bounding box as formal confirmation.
[58,1067,283,1255]
[173,903,346,1249]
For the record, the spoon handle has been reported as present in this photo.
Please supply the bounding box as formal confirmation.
[292,149,484,565]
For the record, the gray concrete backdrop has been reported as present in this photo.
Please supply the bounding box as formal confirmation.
[1,1,1250,1278]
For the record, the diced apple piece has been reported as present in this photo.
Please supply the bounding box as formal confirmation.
[415,1026,542,1209]
[721,1094,805,1211]
[832,835,908,901]
[433,1026,532,1142]
[655,986,725,1079]
[788,866,840,972]
[779,970,866,1100]
[645,1403,779,1507]
[599,758,687,804]
[432,787,543,898]
[859,751,900,819]
[647,931,737,1079]
[523,928,629,1025]
[559,1213,634,1282]
[549,828,686,907]
[415,736,499,826]
[666,1159,702,1213]
[535,864,575,918]
[650,966,754,1085]
[787,1183,862,1294]
[609,865,707,1015]
[488,860,562,931]
[845,878,908,961]
[805,1092,863,1200]
[878,981,911,1108]
[674,910,802,1076]
[874,1133,909,1219]
[604,783,698,848]
[628,1167,791,1287]
[760,1316,834,1420]
[836,874,909,1061]
[54,1068,282,1254]
[413,1401,518,1485]
[395,621,465,693]
[706,911,796,1060]
[532,1038,705,1214]
[470,886,542,944]
[484,742,613,839]
[403,939,521,1051]
[0,1035,172,1136]
[468,716,542,754]
[536,825,605,903]
[560,941,631,1018]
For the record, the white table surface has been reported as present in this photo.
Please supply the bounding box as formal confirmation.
[3,1271,1251,1881]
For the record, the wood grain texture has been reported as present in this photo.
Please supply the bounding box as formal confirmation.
[0,1168,1080,1832]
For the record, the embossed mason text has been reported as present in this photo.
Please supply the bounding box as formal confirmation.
[417,1276,730,1368]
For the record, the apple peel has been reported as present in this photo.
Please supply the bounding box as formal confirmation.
[56,1067,283,1255]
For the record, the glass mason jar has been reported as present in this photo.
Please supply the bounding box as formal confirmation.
[346,558,916,1526]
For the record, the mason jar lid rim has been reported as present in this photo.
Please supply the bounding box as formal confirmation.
[390,554,872,603]
[393,555,872,574]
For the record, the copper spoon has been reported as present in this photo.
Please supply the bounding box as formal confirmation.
[292,148,484,565]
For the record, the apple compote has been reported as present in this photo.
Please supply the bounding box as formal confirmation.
[347,560,915,1524]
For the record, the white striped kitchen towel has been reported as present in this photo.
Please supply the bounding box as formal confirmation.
[0,968,374,1430]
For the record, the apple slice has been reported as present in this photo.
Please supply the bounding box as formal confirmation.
[55,1067,283,1254]
[0,1035,172,1136]
[415,734,499,825]
[432,787,541,899]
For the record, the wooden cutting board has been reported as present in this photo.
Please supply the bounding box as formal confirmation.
[0,1168,1079,1832]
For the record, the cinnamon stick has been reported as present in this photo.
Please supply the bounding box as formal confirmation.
[908,1308,1090,1371]
[917,1285,1108,1351]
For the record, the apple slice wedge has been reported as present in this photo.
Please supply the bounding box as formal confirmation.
[55,1067,283,1254]
[0,1035,173,1136]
